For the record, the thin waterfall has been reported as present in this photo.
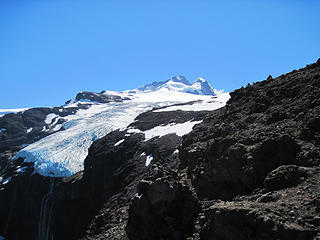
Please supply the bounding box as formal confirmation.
[2,184,17,237]
[38,178,55,240]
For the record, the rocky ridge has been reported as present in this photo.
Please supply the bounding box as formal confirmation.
[127,59,320,239]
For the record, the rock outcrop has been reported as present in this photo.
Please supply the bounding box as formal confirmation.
[128,59,320,239]
[181,60,320,201]
[126,178,200,240]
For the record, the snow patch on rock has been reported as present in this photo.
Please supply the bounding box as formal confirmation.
[114,139,125,146]
[143,120,202,141]
[145,155,153,166]
[45,113,58,124]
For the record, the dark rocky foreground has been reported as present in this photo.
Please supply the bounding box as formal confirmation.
[0,59,320,240]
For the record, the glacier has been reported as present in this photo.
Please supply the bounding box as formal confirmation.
[14,77,230,177]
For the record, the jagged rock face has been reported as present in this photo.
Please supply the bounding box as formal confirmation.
[126,178,201,240]
[181,60,320,201]
[80,110,209,239]
[83,130,145,203]
[263,165,308,191]
[0,173,54,240]
[199,166,320,240]
[60,60,320,240]
[128,109,208,131]
[73,91,130,103]
[125,59,320,239]
[83,109,209,204]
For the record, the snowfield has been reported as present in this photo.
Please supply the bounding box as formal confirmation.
[127,120,203,141]
[0,108,29,117]
[13,78,230,177]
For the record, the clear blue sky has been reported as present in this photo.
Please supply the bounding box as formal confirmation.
[1,0,319,108]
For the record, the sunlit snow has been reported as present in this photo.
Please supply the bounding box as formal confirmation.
[15,166,28,173]
[154,92,230,112]
[1,176,12,185]
[114,139,125,146]
[145,155,153,166]
[143,120,202,141]
[0,108,29,117]
[45,113,58,124]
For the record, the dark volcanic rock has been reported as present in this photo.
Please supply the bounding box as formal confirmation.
[129,109,208,131]
[198,167,320,240]
[0,173,55,240]
[81,59,320,239]
[263,165,308,191]
[75,110,208,239]
[181,59,320,201]
[73,91,131,104]
[126,178,201,240]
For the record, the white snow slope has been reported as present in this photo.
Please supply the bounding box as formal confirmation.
[0,108,29,117]
[14,77,230,177]
[137,75,222,95]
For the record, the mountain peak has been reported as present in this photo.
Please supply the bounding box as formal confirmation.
[137,76,219,96]
[170,75,190,85]
[195,77,207,83]
[188,77,218,95]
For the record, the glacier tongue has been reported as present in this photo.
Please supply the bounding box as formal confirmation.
[15,101,156,177]
[14,86,230,177]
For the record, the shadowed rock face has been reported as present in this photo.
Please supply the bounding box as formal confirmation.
[74,91,130,103]
[180,59,320,201]
[127,59,320,240]
[126,179,201,240]
[199,166,320,240]
[80,110,209,239]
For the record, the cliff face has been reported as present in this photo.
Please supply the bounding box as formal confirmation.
[181,59,320,201]
[1,59,320,240]
[176,60,320,239]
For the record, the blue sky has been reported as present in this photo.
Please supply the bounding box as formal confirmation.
[1,0,319,108]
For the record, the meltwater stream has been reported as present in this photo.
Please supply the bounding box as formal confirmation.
[38,179,55,240]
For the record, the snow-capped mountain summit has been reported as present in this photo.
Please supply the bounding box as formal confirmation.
[0,76,229,178]
[137,75,219,95]
[170,75,190,85]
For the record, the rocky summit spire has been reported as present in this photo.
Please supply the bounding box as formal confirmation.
[192,77,217,95]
